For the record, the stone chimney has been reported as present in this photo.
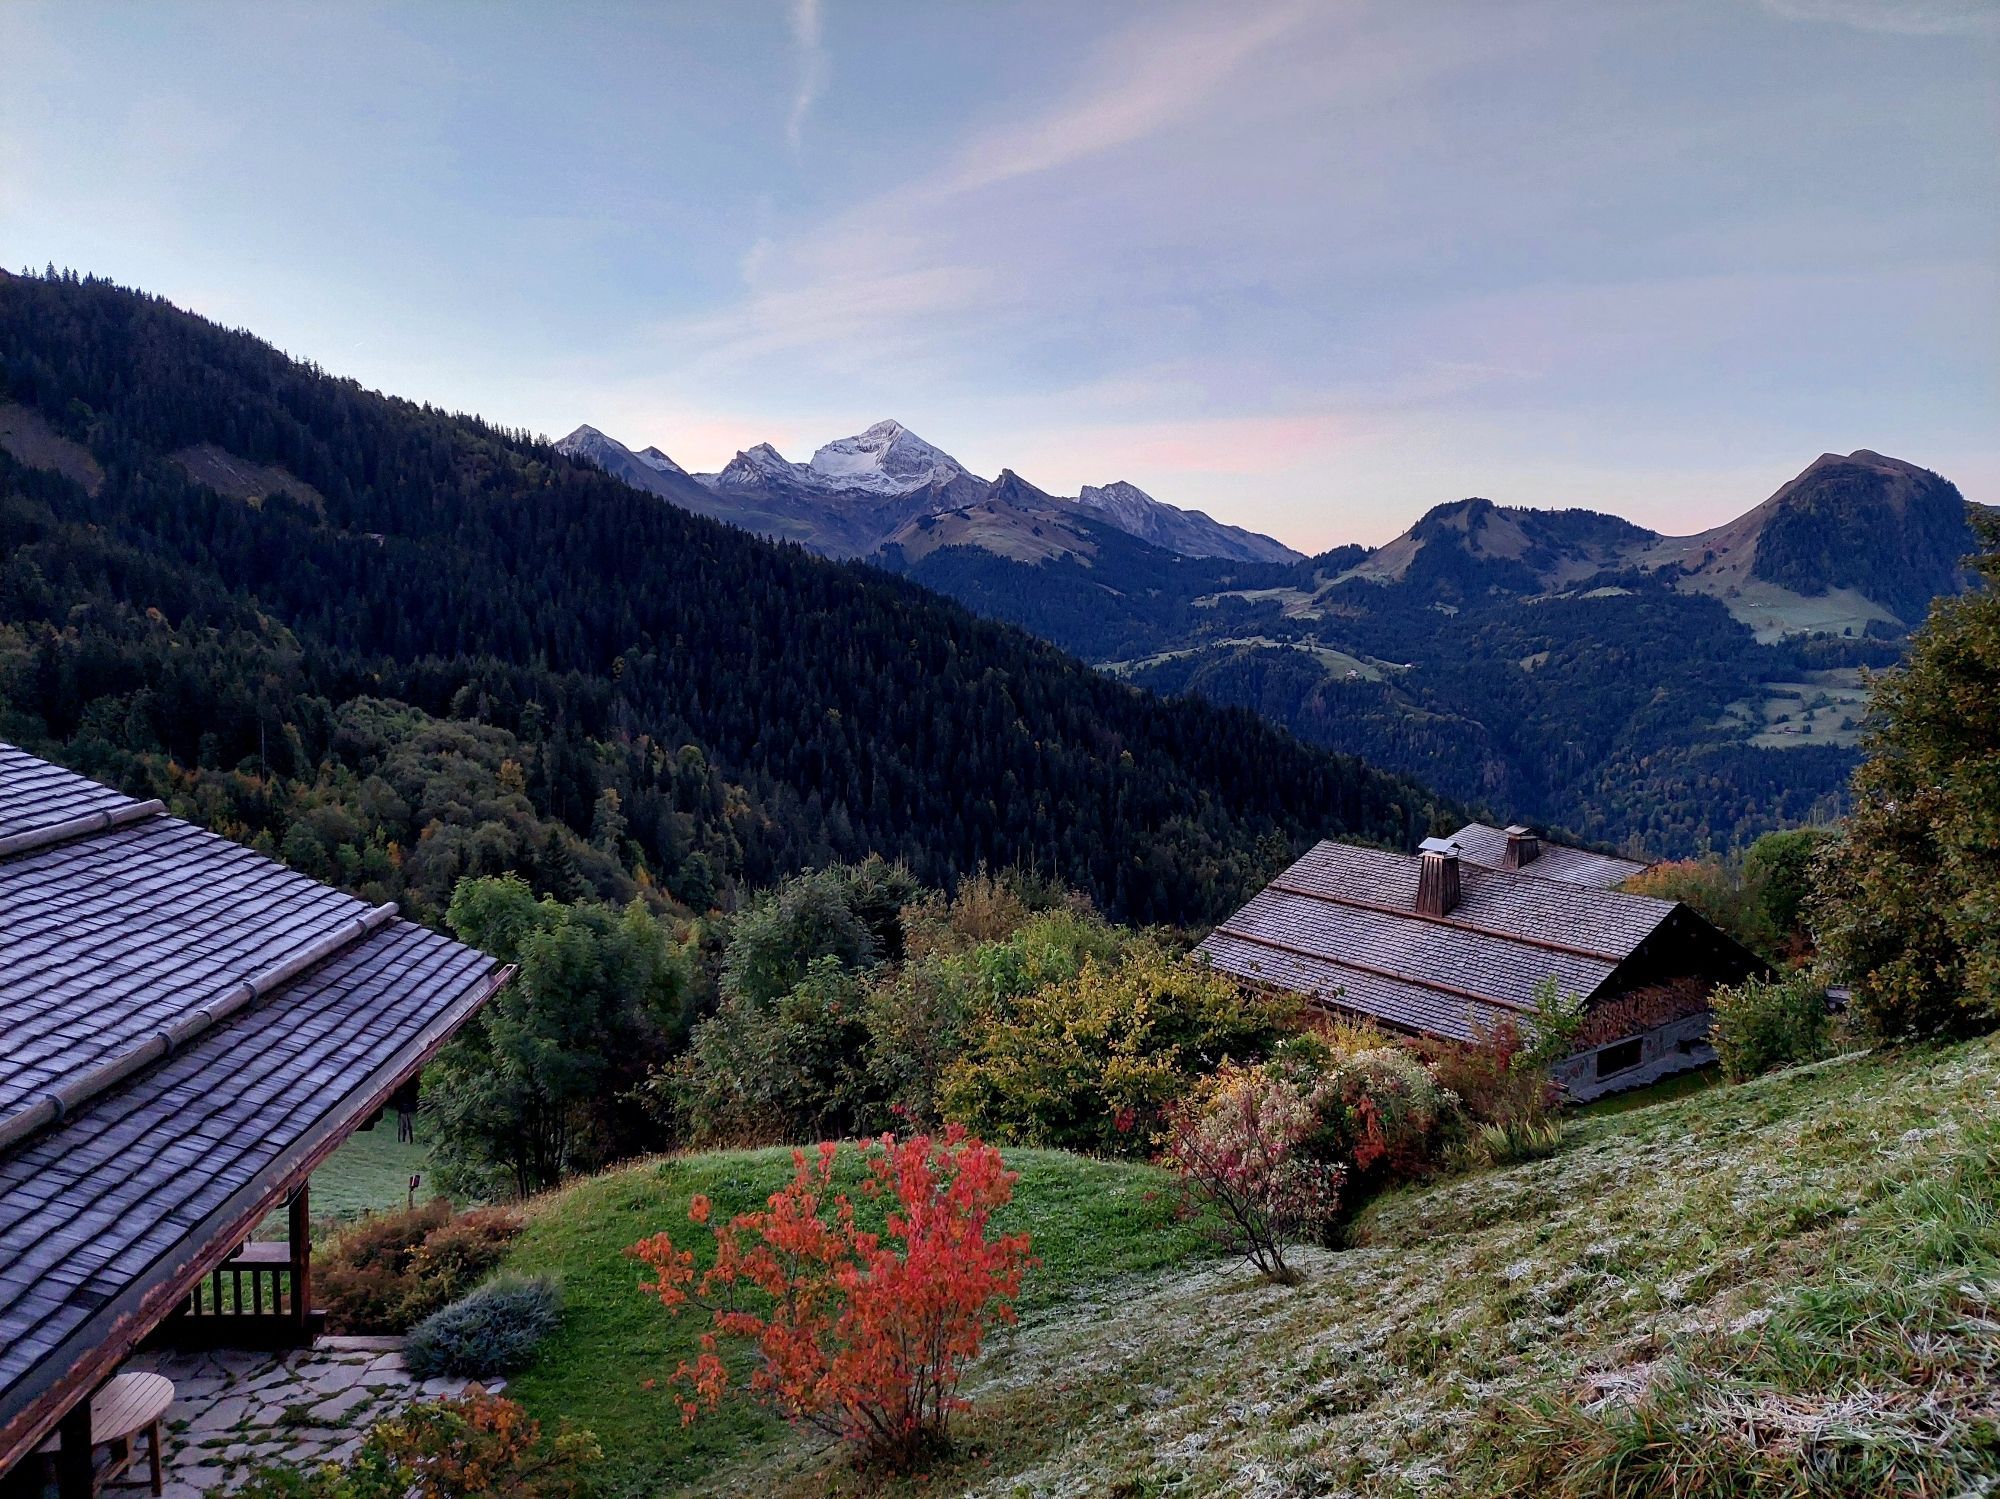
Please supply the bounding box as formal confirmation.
[1504,824,1540,870]
[1416,837,1461,917]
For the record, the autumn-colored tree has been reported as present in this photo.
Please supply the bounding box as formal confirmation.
[1815,514,2000,1039]
[1622,859,1777,959]
[1162,1063,1345,1285]
[939,941,1292,1154]
[628,1130,1031,1470]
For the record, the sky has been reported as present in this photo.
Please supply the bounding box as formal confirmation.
[3,1,1995,551]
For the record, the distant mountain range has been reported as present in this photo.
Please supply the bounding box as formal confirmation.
[555,419,1302,565]
[1269,448,1979,643]
[559,413,1982,856]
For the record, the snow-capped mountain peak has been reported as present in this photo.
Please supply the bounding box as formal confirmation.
[707,442,805,490]
[560,417,1300,563]
[1077,480,1157,516]
[807,419,977,494]
[554,423,615,458]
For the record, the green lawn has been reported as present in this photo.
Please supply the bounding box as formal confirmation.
[311,1125,437,1218]
[257,1126,440,1239]
[498,1145,1209,1496]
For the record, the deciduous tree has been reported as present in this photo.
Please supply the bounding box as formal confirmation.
[628,1130,1030,1471]
[1814,516,2000,1038]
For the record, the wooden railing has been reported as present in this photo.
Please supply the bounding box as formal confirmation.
[183,1243,299,1318]
[157,1186,321,1349]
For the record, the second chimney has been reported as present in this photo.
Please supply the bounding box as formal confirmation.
[1416,836,1461,917]
[1504,824,1540,870]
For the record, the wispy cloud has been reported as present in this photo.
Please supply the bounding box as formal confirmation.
[662,262,995,369]
[1759,0,2000,34]
[943,2,1311,192]
[665,2,1318,375]
[786,0,827,149]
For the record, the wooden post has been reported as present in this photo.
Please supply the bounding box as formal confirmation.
[55,1397,93,1499]
[288,1182,312,1336]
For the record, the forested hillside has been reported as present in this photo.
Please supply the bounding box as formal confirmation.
[0,269,1447,924]
[896,466,1972,855]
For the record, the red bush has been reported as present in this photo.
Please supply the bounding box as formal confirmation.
[1416,1019,1554,1128]
[628,1130,1031,1471]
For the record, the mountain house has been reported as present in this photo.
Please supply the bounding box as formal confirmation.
[0,744,513,1498]
[1198,822,1766,1099]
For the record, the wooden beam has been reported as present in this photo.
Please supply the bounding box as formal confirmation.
[288,1184,312,1333]
[54,1399,91,1499]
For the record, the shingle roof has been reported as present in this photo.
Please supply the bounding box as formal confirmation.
[1446,821,1650,889]
[0,745,507,1470]
[1196,839,1677,1042]
[0,742,144,849]
[1,814,383,1117]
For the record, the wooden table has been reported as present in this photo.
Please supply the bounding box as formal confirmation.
[37,1372,173,1496]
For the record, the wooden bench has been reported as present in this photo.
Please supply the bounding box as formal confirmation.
[36,1372,172,1496]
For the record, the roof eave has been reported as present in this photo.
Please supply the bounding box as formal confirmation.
[0,962,514,1475]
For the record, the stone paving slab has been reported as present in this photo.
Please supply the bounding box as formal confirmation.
[123,1342,495,1499]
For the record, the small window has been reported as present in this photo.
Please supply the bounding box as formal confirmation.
[1595,1038,1644,1079]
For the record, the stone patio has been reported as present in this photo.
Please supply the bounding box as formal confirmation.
[122,1338,495,1499]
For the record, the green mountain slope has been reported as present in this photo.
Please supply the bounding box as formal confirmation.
[0,269,1446,924]
[892,456,1979,855]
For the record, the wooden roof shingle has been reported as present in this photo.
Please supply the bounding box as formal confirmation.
[0,743,150,853]
[0,744,508,1473]
[0,816,385,1118]
[1196,839,1677,1041]
[1445,820,1650,889]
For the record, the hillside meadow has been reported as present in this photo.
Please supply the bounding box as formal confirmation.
[496,1148,1209,1495]
[488,1036,2000,1498]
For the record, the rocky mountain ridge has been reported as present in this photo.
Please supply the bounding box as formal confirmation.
[555,419,1302,565]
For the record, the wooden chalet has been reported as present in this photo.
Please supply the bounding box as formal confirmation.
[1198,823,1763,1099]
[0,743,513,1497]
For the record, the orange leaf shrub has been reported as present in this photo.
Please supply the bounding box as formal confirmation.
[235,1392,598,1499]
[628,1129,1031,1471]
[370,1393,599,1499]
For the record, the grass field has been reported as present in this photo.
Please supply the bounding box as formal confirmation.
[1103,637,1396,680]
[1748,671,1873,749]
[498,1146,1210,1496]
[311,1126,437,1218]
[462,1037,2000,1495]
[1675,575,1902,643]
[256,1126,439,1239]
[1570,1062,1721,1117]
[571,1039,1998,1496]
